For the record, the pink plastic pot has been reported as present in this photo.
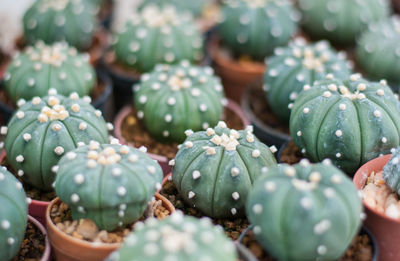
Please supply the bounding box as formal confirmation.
[28,215,51,261]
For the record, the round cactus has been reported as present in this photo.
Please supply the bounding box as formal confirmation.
[23,0,98,50]
[134,61,226,143]
[356,16,400,86]
[290,74,400,174]
[0,167,28,261]
[298,0,390,46]
[383,147,400,195]
[264,38,352,122]
[171,121,277,218]
[55,142,163,231]
[3,41,95,103]
[3,90,110,191]
[106,212,237,261]
[218,0,299,61]
[246,160,362,261]
[112,5,203,73]
[138,0,209,17]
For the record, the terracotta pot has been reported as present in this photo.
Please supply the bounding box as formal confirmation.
[113,99,250,176]
[28,215,52,261]
[353,154,398,261]
[46,193,174,261]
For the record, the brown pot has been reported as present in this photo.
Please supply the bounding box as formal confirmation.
[46,193,175,261]
[353,154,398,261]
[393,0,400,13]
[28,215,52,261]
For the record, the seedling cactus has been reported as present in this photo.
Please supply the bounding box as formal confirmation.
[134,61,226,143]
[246,160,362,261]
[383,147,400,195]
[112,5,203,73]
[290,74,400,174]
[264,38,352,122]
[0,167,28,261]
[55,142,163,231]
[3,90,110,191]
[171,121,277,218]
[3,41,95,103]
[106,212,237,261]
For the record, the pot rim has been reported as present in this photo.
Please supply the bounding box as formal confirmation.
[28,215,51,261]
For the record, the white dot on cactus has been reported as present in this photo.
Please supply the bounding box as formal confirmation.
[168,159,175,166]
[314,219,331,235]
[192,170,201,180]
[77,206,85,213]
[87,159,97,168]
[1,220,10,230]
[22,133,31,142]
[376,89,384,96]
[221,98,228,106]
[264,181,276,192]
[357,83,367,91]
[335,130,343,137]
[7,237,15,245]
[117,186,127,197]
[328,84,337,91]
[94,110,102,117]
[289,92,297,100]
[252,204,263,214]
[167,97,176,106]
[129,154,139,163]
[324,188,335,198]
[268,69,278,77]
[4,72,11,81]
[118,210,125,217]
[54,146,64,155]
[77,142,86,147]
[27,78,35,87]
[0,173,4,181]
[338,103,346,111]
[330,174,342,184]
[317,245,327,255]
[188,191,195,199]
[357,93,366,100]
[309,172,322,183]
[373,110,381,118]
[112,168,122,177]
[139,146,147,153]
[360,212,367,220]
[300,197,312,209]
[232,192,240,200]
[69,92,79,100]
[297,131,302,137]
[322,91,331,98]
[164,53,175,63]
[252,149,261,158]
[303,85,311,91]
[16,155,24,163]
[284,58,296,67]
[74,174,85,185]
[253,226,262,235]
[119,146,129,155]
[202,122,209,130]
[336,152,341,158]
[59,72,67,80]
[164,114,172,123]
[380,80,387,86]
[231,167,240,177]
[71,193,80,203]
[51,165,59,173]
[184,141,194,149]
[284,166,296,177]
[71,104,80,113]
[139,95,147,104]
[350,74,361,81]
[303,107,310,114]
[0,126,7,135]
[52,124,62,132]
[16,111,25,119]
[147,166,156,174]
[17,170,24,177]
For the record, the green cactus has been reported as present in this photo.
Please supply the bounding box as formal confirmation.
[112,5,203,73]
[134,61,226,143]
[55,143,163,231]
[23,0,98,50]
[290,74,400,174]
[171,121,277,218]
[138,0,210,17]
[0,167,28,261]
[3,41,95,104]
[218,0,299,61]
[383,147,400,195]
[264,39,352,122]
[298,0,390,46]
[356,16,400,87]
[3,90,110,191]
[106,212,237,261]
[246,160,362,261]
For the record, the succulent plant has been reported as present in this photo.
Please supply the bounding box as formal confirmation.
[134,61,226,143]
[0,167,28,261]
[290,74,400,174]
[356,16,400,86]
[171,121,277,218]
[106,212,237,261]
[112,5,203,73]
[383,147,400,195]
[55,142,163,231]
[298,0,390,46]
[3,41,95,104]
[23,0,98,50]
[264,38,353,122]
[218,0,299,61]
[3,90,110,191]
[138,0,209,17]
[246,160,362,261]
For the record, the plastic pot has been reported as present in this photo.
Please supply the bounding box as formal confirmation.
[28,215,52,261]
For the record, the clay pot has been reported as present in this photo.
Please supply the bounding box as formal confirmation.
[46,193,175,261]
[28,215,52,261]
[113,99,250,176]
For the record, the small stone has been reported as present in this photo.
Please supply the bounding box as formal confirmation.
[76,219,99,241]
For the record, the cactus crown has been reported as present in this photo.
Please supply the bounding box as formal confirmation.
[134,61,226,143]
[383,147,400,196]
[112,5,203,73]
[4,41,95,103]
[3,90,110,191]
[171,121,277,218]
[106,212,237,261]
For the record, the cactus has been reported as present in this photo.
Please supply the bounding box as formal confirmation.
[246,160,362,261]
[0,167,28,261]
[218,0,299,61]
[171,121,277,218]
[138,0,209,17]
[3,90,110,191]
[112,5,203,73]
[55,142,163,231]
[3,41,95,103]
[356,16,400,87]
[383,147,400,195]
[264,39,352,122]
[23,0,98,50]
[106,212,237,261]
[298,0,390,46]
[290,74,400,174]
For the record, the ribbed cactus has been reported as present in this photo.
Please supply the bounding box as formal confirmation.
[3,41,95,103]
[290,74,400,174]
[106,212,237,261]
[246,160,362,261]
[23,0,98,50]
[383,147,400,195]
[55,143,163,231]
[134,61,226,143]
[218,0,299,61]
[3,90,110,191]
[264,39,352,122]
[138,0,208,17]
[171,121,277,218]
[298,0,390,45]
[0,167,28,261]
[356,16,400,86]
[112,5,203,73]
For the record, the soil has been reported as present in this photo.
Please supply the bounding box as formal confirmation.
[279,140,303,165]
[12,220,46,261]
[120,106,245,160]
